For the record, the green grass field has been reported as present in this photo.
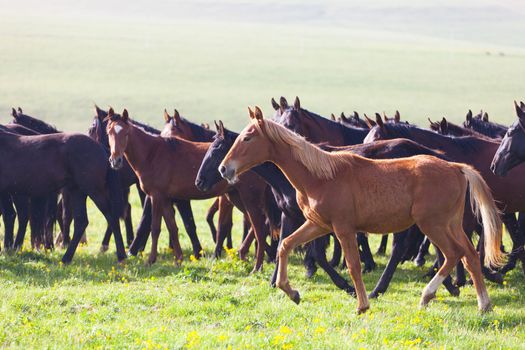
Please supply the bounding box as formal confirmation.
[1,1,525,348]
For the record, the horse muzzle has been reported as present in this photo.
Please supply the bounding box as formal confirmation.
[109,156,123,170]
[218,164,238,184]
[195,177,210,192]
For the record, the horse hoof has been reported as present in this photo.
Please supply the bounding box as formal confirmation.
[363,263,376,273]
[414,257,425,267]
[480,302,493,313]
[486,272,504,284]
[449,286,460,297]
[454,278,466,288]
[99,245,109,253]
[357,305,369,314]
[369,291,380,299]
[305,268,316,279]
[290,290,301,305]
[419,292,436,307]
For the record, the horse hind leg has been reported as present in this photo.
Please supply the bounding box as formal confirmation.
[419,223,465,308]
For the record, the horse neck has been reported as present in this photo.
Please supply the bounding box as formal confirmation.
[123,125,160,172]
[252,162,295,197]
[302,110,366,145]
[270,143,331,194]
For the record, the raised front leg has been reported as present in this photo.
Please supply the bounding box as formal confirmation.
[276,220,328,303]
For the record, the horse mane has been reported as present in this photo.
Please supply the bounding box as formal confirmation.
[130,119,160,135]
[255,119,348,180]
[14,113,60,134]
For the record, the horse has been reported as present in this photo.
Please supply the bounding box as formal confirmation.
[0,119,126,263]
[161,109,247,250]
[464,110,506,139]
[105,109,276,271]
[89,106,207,259]
[491,101,525,175]
[219,107,502,314]
[197,120,463,298]
[365,116,525,276]
[428,116,490,139]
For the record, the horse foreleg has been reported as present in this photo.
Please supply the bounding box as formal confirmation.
[175,200,202,258]
[163,201,183,264]
[12,195,29,250]
[357,232,376,273]
[61,190,88,264]
[376,235,388,256]
[276,220,327,303]
[147,197,163,265]
[205,198,219,243]
[1,194,16,250]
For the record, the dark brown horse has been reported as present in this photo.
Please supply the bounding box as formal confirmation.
[0,119,126,263]
[106,109,276,271]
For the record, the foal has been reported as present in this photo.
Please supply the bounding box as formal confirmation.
[219,107,503,313]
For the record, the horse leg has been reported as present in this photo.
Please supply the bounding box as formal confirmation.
[415,237,431,267]
[89,190,126,262]
[304,243,318,278]
[500,213,523,274]
[310,237,355,296]
[335,229,369,314]
[369,230,407,298]
[29,196,47,250]
[357,232,376,273]
[271,214,299,287]
[205,198,219,243]
[147,197,163,265]
[12,195,29,250]
[214,199,234,258]
[55,198,64,247]
[61,190,88,264]
[267,233,278,263]
[419,224,464,308]
[43,193,58,250]
[376,235,388,256]
[175,200,202,258]
[100,225,112,253]
[122,187,134,247]
[60,190,74,248]
[456,225,492,312]
[1,194,16,250]
[330,234,342,267]
[245,208,268,272]
[129,195,152,256]
[242,214,250,243]
[276,220,327,303]
[163,201,184,263]
[435,248,461,296]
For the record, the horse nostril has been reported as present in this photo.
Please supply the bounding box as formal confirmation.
[219,165,226,175]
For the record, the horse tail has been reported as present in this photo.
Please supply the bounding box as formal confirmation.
[459,164,505,268]
[106,167,125,223]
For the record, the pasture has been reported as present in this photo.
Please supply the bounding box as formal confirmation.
[1,0,525,348]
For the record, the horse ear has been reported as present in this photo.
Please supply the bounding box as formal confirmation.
[428,117,437,130]
[395,110,400,123]
[353,111,359,119]
[279,97,288,110]
[164,109,171,123]
[466,110,473,123]
[17,107,23,114]
[201,122,210,129]
[216,120,225,137]
[520,101,525,111]
[94,104,105,120]
[173,109,181,124]
[340,113,349,123]
[11,107,17,118]
[383,112,390,122]
[364,114,376,128]
[271,98,280,111]
[108,107,115,117]
[293,96,300,110]
[375,113,384,128]
[248,106,255,120]
[482,112,489,122]
[440,117,448,133]
[122,109,129,121]
[515,101,525,120]
[254,106,264,121]
[330,113,336,121]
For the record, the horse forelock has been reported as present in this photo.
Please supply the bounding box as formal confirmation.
[253,119,347,180]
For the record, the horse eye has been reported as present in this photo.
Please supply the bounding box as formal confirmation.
[243,136,251,142]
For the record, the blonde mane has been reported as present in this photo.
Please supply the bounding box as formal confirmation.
[254,119,349,180]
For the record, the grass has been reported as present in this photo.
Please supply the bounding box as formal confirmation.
[1,1,525,348]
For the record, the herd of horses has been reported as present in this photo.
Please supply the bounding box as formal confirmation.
[3,98,525,314]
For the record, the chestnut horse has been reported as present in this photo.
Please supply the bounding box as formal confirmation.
[106,109,275,271]
[219,107,503,314]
